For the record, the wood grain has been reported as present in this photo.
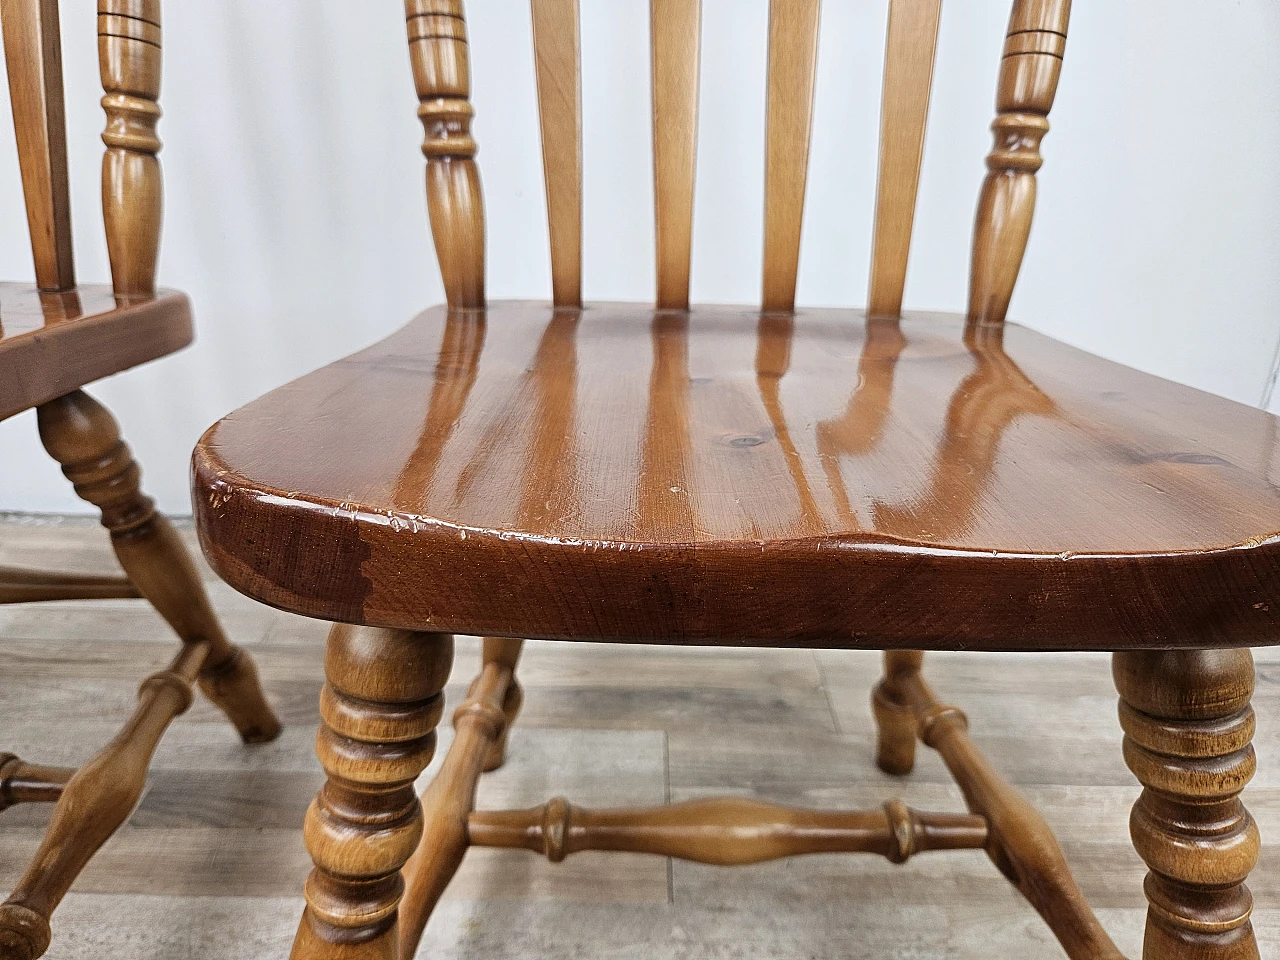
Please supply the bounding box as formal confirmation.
[0,642,208,960]
[0,0,74,292]
[0,285,192,424]
[531,0,582,308]
[194,302,1280,651]
[2,536,1280,957]
[867,0,943,319]
[884,652,1126,960]
[0,565,138,604]
[1115,650,1262,960]
[650,0,701,310]
[760,0,820,314]
[37,389,280,745]
[469,795,988,866]
[289,626,452,960]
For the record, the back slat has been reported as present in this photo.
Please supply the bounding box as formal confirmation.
[866,0,942,319]
[650,0,700,310]
[1,0,74,291]
[760,0,820,314]
[531,0,582,308]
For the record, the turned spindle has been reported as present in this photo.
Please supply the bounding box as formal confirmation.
[872,650,923,775]
[98,0,163,298]
[37,390,280,744]
[397,646,519,957]
[1114,650,1262,960]
[406,0,485,310]
[290,626,452,960]
[0,643,207,960]
[468,795,988,866]
[967,0,1069,326]
[0,755,72,811]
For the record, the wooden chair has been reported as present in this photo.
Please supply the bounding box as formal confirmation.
[187,1,1269,958]
[0,3,280,957]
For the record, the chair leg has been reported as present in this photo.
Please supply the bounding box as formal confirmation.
[0,643,207,960]
[36,390,280,744]
[1114,649,1262,960]
[480,637,523,771]
[290,625,452,960]
[871,650,921,775]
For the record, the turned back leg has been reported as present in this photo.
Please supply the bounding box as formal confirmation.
[872,650,922,774]
[37,390,280,743]
[1114,649,1261,960]
[480,637,524,771]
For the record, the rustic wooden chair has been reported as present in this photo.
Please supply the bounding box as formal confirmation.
[187,1,1268,958]
[0,3,280,957]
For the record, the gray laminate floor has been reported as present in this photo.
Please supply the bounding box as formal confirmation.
[0,515,1276,958]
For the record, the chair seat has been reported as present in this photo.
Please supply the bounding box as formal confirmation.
[192,301,1280,651]
[0,284,192,422]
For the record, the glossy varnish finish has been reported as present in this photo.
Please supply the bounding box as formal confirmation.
[188,1,1273,959]
[196,301,1280,651]
[0,285,191,423]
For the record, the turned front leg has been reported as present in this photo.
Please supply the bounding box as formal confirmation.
[291,626,453,960]
[872,650,923,775]
[37,390,280,744]
[1114,650,1261,960]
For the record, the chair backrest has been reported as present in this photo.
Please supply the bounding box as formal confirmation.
[405,0,1069,322]
[0,0,164,297]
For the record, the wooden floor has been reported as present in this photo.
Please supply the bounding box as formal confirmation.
[0,517,1276,959]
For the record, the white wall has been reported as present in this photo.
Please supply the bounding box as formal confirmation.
[0,0,1277,514]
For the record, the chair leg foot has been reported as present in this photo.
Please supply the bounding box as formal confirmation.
[36,390,281,746]
[290,625,452,960]
[480,638,524,772]
[0,903,50,960]
[197,646,280,745]
[872,651,921,775]
[1114,649,1262,960]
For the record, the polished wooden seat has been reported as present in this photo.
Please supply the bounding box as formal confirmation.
[196,301,1280,651]
[192,2,1272,959]
[0,285,190,422]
